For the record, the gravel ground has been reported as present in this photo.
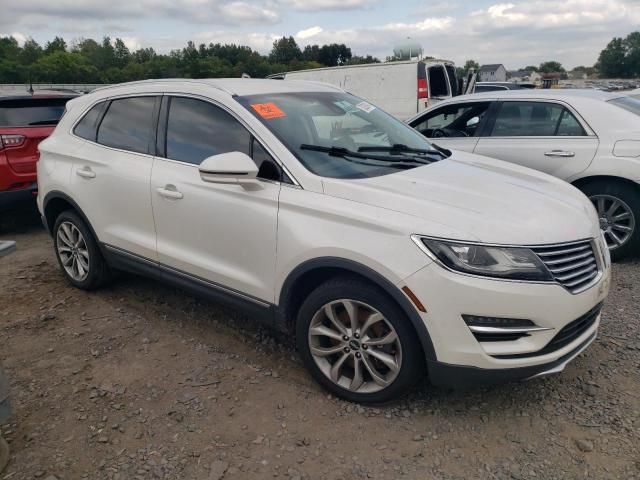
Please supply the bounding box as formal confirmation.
[0,207,639,480]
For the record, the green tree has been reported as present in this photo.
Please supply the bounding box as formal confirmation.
[463,59,479,73]
[0,36,21,62]
[345,55,380,65]
[44,36,67,55]
[269,36,302,64]
[597,37,626,77]
[21,38,43,65]
[113,38,130,68]
[520,65,539,72]
[623,31,640,77]
[538,61,565,73]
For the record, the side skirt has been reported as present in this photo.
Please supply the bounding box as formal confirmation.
[101,244,276,324]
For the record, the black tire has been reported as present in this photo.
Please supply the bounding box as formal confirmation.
[580,181,640,261]
[52,210,111,290]
[295,276,425,404]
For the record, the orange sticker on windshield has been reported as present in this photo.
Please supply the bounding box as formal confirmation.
[251,102,286,119]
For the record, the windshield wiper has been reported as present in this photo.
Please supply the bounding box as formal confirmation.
[358,143,445,157]
[429,142,452,158]
[300,144,436,167]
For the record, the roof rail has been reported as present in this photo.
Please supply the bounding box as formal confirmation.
[91,78,235,95]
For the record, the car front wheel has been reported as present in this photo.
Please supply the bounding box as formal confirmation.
[296,277,424,403]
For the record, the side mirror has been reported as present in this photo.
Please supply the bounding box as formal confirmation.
[466,116,480,128]
[199,152,258,184]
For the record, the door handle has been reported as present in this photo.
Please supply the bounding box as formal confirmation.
[156,186,183,200]
[544,150,575,158]
[76,167,96,179]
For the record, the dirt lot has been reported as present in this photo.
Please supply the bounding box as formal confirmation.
[1,208,639,480]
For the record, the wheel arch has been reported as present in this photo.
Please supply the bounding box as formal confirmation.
[572,174,640,193]
[42,191,99,242]
[277,257,437,362]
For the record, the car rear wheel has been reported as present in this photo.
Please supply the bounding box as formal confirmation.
[581,181,640,261]
[53,211,111,289]
[296,277,424,403]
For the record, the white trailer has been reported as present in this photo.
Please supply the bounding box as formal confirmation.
[269,60,463,120]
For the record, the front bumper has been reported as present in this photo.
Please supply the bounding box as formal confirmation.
[427,331,596,388]
[401,254,611,384]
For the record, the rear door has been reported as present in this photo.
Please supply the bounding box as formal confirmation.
[0,97,70,190]
[473,100,599,180]
[409,100,493,152]
[427,64,451,108]
[70,95,160,260]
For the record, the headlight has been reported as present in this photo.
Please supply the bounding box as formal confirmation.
[416,237,553,281]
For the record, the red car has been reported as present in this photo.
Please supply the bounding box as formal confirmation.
[0,92,77,210]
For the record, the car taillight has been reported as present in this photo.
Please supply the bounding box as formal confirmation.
[0,134,26,149]
[418,78,428,99]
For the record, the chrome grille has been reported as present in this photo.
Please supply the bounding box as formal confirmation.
[532,240,599,293]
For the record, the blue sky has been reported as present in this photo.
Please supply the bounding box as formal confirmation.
[2,0,639,69]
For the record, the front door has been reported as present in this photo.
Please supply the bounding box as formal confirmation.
[409,101,492,153]
[151,96,281,303]
[474,100,599,180]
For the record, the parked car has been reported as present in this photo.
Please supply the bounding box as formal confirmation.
[38,79,610,403]
[0,92,78,211]
[408,90,640,260]
[474,82,535,93]
[269,59,466,119]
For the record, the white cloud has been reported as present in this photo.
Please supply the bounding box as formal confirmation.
[0,32,27,44]
[1,0,280,27]
[382,17,454,32]
[191,31,282,52]
[281,0,376,11]
[296,26,323,40]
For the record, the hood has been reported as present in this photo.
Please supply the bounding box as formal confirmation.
[321,150,600,245]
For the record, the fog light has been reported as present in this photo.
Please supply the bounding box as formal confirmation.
[462,315,535,328]
[462,315,552,343]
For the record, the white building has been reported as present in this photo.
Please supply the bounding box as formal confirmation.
[478,64,507,82]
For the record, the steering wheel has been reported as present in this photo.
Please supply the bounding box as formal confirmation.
[432,128,448,138]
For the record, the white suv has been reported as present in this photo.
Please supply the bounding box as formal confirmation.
[37,79,611,403]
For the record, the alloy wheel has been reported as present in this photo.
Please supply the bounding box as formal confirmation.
[590,194,636,250]
[308,299,402,394]
[56,221,90,282]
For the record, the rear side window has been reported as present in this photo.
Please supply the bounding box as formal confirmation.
[97,97,157,154]
[73,102,106,141]
[428,66,449,97]
[0,98,70,127]
[165,97,250,165]
[490,101,586,137]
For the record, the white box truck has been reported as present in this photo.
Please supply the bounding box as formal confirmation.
[269,60,466,120]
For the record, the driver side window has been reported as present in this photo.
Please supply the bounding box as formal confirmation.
[412,102,491,138]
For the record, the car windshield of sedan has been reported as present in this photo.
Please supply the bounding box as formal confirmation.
[237,92,447,179]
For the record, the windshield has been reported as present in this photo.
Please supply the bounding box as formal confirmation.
[0,98,70,127]
[236,92,441,179]
[609,96,640,117]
